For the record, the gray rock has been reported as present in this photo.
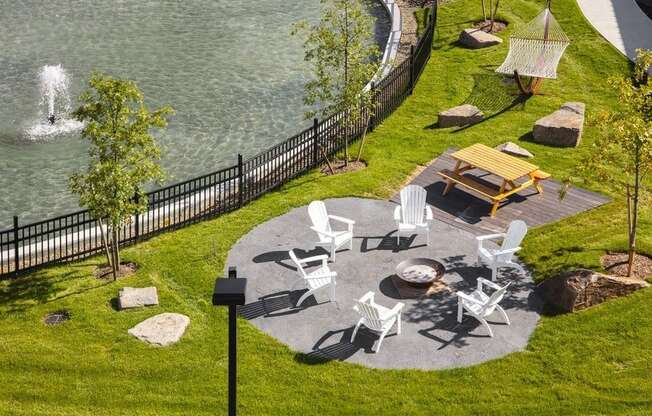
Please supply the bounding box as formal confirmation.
[438,104,484,128]
[459,28,503,49]
[495,141,534,158]
[532,102,586,147]
[128,313,190,346]
[118,287,159,310]
[536,269,649,313]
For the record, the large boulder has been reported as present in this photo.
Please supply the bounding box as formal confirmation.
[536,269,649,313]
[118,287,159,310]
[128,313,190,346]
[438,104,484,128]
[532,102,586,147]
[458,28,503,49]
[495,141,534,158]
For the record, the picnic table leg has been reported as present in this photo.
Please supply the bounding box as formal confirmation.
[490,201,500,218]
[443,160,462,195]
[490,180,508,218]
[533,177,544,194]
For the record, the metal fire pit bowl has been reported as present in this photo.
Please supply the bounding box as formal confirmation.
[395,258,446,287]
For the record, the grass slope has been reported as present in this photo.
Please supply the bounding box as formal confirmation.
[1,1,651,415]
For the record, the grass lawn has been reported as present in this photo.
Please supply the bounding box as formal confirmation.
[1,0,651,415]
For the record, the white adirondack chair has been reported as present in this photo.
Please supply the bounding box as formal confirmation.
[351,291,404,353]
[289,250,337,307]
[393,185,433,248]
[477,220,528,281]
[457,278,511,338]
[308,201,355,260]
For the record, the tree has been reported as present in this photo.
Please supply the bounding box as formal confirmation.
[70,73,173,280]
[480,0,500,32]
[292,0,380,167]
[579,49,652,277]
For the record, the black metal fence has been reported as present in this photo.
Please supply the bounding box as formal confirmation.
[0,4,437,278]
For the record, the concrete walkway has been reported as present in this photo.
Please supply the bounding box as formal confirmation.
[577,0,652,62]
[228,198,541,370]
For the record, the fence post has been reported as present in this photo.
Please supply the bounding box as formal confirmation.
[368,82,376,132]
[237,154,244,207]
[312,118,319,167]
[432,2,437,27]
[12,216,19,275]
[134,192,140,242]
[409,45,415,95]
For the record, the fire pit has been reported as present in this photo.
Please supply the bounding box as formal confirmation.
[395,258,446,287]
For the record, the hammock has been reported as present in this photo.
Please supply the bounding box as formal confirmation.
[496,7,570,81]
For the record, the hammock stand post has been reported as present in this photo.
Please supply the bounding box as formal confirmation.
[513,71,544,96]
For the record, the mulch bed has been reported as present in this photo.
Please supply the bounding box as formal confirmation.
[321,160,367,175]
[474,20,508,34]
[95,262,138,280]
[601,252,652,280]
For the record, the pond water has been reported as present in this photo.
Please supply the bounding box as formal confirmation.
[0,0,390,228]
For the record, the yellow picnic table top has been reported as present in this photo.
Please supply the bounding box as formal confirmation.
[451,143,539,182]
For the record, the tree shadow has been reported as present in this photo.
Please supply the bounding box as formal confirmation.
[393,253,542,347]
[0,266,109,313]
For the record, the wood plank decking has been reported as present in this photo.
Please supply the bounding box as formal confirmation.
[391,148,611,235]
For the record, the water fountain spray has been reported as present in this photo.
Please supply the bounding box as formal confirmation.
[25,64,83,138]
[39,64,69,124]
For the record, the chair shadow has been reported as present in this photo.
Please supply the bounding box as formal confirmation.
[238,289,324,320]
[295,325,400,365]
[252,247,331,271]
[419,315,489,350]
[359,232,424,253]
[295,327,364,364]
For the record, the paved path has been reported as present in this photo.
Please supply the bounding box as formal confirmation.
[577,0,652,62]
[228,198,541,370]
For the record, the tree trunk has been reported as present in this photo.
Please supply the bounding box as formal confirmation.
[481,0,487,22]
[111,225,120,281]
[98,218,112,268]
[343,3,349,166]
[490,0,500,32]
[355,113,371,163]
[627,163,641,277]
[344,118,350,166]
[320,145,336,175]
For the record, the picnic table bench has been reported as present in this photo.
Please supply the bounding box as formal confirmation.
[437,144,550,217]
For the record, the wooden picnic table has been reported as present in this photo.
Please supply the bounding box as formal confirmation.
[437,143,550,217]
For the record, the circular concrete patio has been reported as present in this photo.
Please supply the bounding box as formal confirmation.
[227,198,541,370]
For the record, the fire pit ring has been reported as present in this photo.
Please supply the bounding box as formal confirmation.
[395,258,446,287]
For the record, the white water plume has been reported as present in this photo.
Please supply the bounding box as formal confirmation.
[25,64,83,139]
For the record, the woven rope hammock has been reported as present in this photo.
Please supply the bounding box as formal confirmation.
[496,3,570,95]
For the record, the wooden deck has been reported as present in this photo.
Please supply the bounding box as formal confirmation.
[391,148,611,235]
